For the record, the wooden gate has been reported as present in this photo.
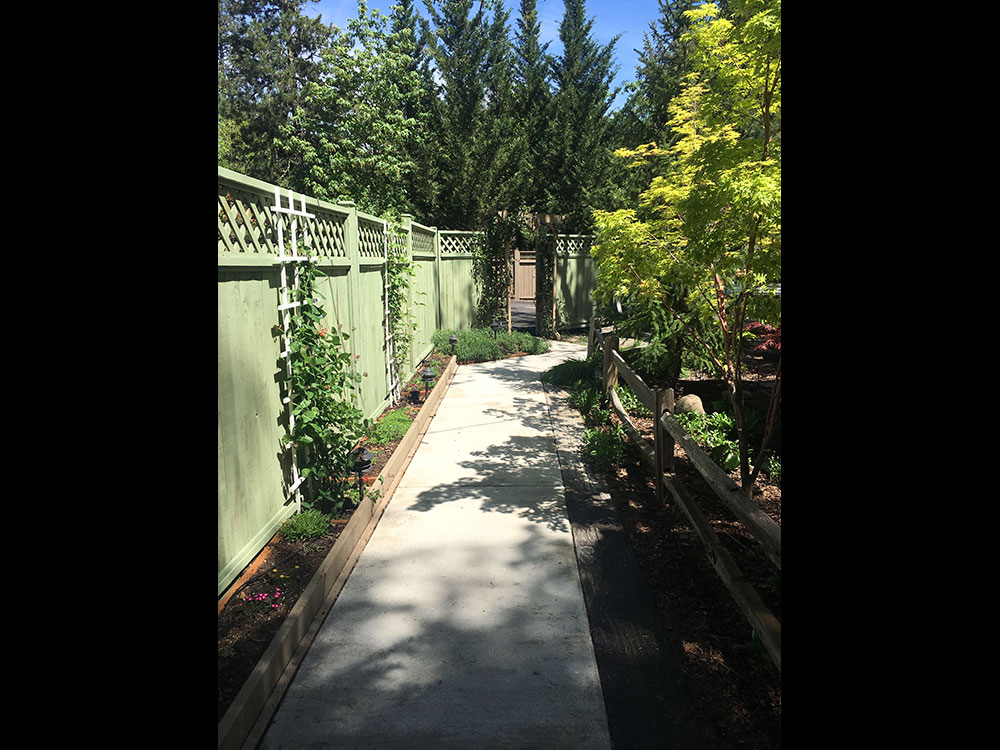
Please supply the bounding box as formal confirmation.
[510,248,536,300]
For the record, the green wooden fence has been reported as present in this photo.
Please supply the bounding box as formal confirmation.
[218,166,594,596]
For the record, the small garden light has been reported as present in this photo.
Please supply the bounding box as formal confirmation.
[449,334,458,355]
[354,447,373,502]
[491,320,502,339]
[421,367,436,401]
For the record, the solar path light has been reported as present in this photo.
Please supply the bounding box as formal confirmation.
[354,447,373,502]
[449,334,458,355]
[491,320,503,339]
[421,367,436,401]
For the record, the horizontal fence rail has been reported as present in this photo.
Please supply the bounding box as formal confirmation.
[588,317,781,672]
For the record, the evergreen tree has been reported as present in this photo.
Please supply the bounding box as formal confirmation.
[546,0,620,232]
[633,0,702,145]
[391,0,442,223]
[512,0,552,212]
[217,0,333,186]
[424,0,496,228]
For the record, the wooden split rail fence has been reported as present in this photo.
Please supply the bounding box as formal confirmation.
[587,318,782,672]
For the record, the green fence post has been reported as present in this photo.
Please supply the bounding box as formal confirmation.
[338,200,362,391]
[400,214,414,379]
[433,226,442,334]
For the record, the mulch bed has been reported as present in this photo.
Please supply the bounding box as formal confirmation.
[600,351,781,748]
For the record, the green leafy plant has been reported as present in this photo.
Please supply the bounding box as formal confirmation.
[584,424,625,473]
[614,384,652,417]
[674,410,741,471]
[279,508,332,542]
[540,355,598,387]
[366,408,413,445]
[765,453,781,487]
[286,259,370,515]
[386,221,419,389]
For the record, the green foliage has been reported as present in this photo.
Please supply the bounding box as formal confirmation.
[592,0,781,494]
[386,222,419,387]
[540,355,599,387]
[512,0,553,210]
[673,410,740,471]
[584,424,625,472]
[279,508,332,542]
[765,452,781,487]
[473,213,518,326]
[366,408,414,446]
[433,327,550,362]
[545,0,621,233]
[614,384,652,418]
[424,0,520,228]
[569,383,609,426]
[540,353,608,424]
[286,259,369,515]
[218,0,333,186]
[282,1,427,216]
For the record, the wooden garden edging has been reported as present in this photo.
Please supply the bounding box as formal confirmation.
[589,318,781,672]
[218,355,459,750]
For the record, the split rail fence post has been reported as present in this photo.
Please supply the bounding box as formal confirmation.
[587,316,599,359]
[653,387,675,503]
[602,333,619,398]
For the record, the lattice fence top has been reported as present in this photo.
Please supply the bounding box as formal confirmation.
[556,235,594,256]
[439,231,482,255]
[388,227,409,257]
[358,217,387,259]
[218,179,349,258]
[218,184,277,255]
[411,228,435,256]
[303,209,348,257]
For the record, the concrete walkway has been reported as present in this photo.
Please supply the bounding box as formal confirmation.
[258,341,612,750]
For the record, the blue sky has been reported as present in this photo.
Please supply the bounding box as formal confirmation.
[307,0,667,110]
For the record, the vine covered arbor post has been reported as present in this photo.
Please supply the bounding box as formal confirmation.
[531,211,563,339]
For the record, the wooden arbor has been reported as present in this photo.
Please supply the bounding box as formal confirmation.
[496,210,564,337]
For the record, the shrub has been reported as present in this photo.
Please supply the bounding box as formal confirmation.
[279,509,332,542]
[541,353,601,387]
[433,327,550,363]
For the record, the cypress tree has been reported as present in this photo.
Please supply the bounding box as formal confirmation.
[546,0,619,233]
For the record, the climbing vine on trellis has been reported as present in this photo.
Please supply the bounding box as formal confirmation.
[386,220,418,390]
[285,259,369,515]
[472,211,518,327]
